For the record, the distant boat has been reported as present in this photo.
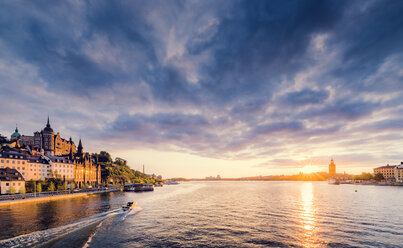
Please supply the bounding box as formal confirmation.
[328,178,340,185]
[124,183,154,192]
[164,181,179,185]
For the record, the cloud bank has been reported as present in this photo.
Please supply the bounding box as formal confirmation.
[0,0,402,170]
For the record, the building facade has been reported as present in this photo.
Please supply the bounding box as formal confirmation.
[394,163,403,182]
[70,139,101,187]
[13,117,76,156]
[373,165,396,180]
[0,167,25,194]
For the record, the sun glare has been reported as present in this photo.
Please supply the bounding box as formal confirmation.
[300,165,320,174]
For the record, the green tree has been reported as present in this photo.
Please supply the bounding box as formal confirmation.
[98,151,112,163]
[114,157,127,166]
[48,182,55,192]
[70,182,75,190]
[20,186,26,195]
[26,179,35,193]
[353,172,373,181]
[37,182,42,193]
[63,181,68,191]
[8,186,16,195]
[374,173,385,181]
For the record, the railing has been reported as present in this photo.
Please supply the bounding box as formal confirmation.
[0,186,122,201]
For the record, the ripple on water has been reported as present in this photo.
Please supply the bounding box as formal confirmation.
[2,181,403,247]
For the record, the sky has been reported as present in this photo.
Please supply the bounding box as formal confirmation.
[0,0,403,178]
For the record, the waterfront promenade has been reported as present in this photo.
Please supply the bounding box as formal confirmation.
[0,187,122,206]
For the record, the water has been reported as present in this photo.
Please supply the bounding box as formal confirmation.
[0,181,402,247]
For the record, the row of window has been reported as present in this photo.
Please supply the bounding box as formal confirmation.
[4,182,22,187]
[0,159,26,164]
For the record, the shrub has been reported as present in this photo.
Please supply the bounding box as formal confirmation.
[37,182,42,193]
[9,186,16,195]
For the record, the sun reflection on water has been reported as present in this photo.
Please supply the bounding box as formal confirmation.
[300,182,318,247]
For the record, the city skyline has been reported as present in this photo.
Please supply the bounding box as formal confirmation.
[1,1,403,178]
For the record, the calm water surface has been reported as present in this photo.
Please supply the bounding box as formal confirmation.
[0,181,402,247]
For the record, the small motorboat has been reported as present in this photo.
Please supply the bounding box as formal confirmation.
[122,201,137,211]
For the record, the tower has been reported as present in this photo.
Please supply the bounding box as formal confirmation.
[77,138,83,156]
[42,116,54,155]
[11,124,21,141]
[329,158,336,177]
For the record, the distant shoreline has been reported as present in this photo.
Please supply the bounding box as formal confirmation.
[184,179,403,186]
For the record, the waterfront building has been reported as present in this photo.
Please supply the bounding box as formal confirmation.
[395,163,403,183]
[0,167,25,194]
[329,158,336,177]
[0,147,75,181]
[373,165,396,180]
[0,145,98,189]
[69,139,101,187]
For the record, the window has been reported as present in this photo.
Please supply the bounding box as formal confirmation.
[17,161,20,164]
[22,161,25,164]
[6,183,9,186]
[1,160,3,163]
[6,160,9,163]
[12,161,15,164]
[12,183,15,186]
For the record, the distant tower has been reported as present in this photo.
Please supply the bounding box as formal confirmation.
[77,138,83,156]
[143,164,145,174]
[329,158,336,177]
[11,124,21,141]
[42,116,55,155]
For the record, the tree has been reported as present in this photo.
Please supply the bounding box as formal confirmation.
[20,186,26,195]
[48,182,55,192]
[114,157,127,166]
[37,182,42,193]
[26,179,35,193]
[98,151,112,163]
[9,186,16,195]
[63,181,68,191]
[353,172,373,181]
[70,182,75,190]
[374,173,385,181]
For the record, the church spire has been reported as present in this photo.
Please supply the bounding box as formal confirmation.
[77,137,83,155]
[47,115,50,127]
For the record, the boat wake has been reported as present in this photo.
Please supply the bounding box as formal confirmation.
[0,206,141,248]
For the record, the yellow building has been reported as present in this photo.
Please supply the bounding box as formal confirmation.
[374,165,396,180]
[0,168,25,194]
[1,145,98,185]
[70,139,101,187]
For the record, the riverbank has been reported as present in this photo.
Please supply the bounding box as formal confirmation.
[0,188,122,207]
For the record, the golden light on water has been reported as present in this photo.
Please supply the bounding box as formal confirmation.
[300,182,318,247]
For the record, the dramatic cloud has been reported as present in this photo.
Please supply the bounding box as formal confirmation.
[0,0,402,176]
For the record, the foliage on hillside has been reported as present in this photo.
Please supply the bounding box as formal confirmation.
[92,151,158,185]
